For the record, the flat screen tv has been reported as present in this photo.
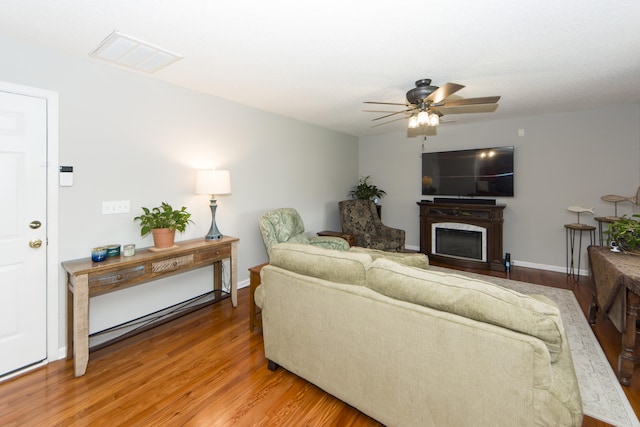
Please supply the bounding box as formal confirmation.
[422,146,514,197]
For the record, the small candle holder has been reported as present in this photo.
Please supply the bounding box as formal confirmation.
[91,247,107,262]
[123,244,136,257]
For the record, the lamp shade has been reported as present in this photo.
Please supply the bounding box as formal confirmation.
[196,170,231,195]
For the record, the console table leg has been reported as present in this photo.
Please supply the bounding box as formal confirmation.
[230,241,237,307]
[73,274,90,377]
[619,290,640,386]
[66,276,73,360]
[213,260,222,292]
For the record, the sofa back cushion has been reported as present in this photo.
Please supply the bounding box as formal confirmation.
[366,258,564,361]
[269,243,372,286]
[348,246,429,269]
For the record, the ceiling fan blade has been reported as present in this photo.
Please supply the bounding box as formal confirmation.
[371,116,408,128]
[363,109,409,113]
[432,104,499,115]
[435,96,501,107]
[424,83,465,103]
[364,101,408,106]
[372,108,414,121]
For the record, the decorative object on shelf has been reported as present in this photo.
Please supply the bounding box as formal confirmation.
[601,195,627,219]
[605,214,640,253]
[195,169,231,240]
[106,244,121,257]
[91,247,107,262]
[601,186,640,219]
[566,206,595,223]
[123,244,135,257]
[134,202,193,249]
[348,175,386,202]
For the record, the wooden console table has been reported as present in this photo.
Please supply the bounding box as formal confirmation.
[588,245,640,385]
[417,201,506,271]
[62,236,238,377]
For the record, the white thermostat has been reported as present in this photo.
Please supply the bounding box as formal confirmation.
[59,166,73,187]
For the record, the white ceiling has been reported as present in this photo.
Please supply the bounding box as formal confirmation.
[2,0,639,137]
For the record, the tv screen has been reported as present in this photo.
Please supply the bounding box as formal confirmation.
[422,146,514,197]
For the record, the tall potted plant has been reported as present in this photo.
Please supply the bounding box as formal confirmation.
[134,202,194,249]
[348,175,386,203]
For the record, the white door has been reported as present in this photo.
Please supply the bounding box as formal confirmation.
[0,90,48,376]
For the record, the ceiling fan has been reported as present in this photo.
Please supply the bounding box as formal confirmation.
[364,79,500,129]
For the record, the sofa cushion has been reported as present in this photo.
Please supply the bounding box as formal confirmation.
[269,243,372,285]
[366,258,564,361]
[348,247,429,269]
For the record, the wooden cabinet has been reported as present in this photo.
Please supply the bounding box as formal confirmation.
[418,201,505,271]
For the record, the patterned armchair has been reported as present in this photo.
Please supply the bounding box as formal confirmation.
[259,208,350,258]
[339,199,405,252]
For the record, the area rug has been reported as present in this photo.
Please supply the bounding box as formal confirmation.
[430,267,639,427]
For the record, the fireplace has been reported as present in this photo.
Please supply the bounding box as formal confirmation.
[418,201,505,271]
[432,222,487,262]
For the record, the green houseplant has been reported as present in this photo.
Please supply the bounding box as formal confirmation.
[348,175,386,202]
[606,214,640,252]
[134,202,194,249]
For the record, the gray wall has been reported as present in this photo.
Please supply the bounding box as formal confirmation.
[3,31,639,355]
[359,103,640,272]
[0,36,358,347]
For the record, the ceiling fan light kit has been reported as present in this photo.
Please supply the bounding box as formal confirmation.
[365,78,500,131]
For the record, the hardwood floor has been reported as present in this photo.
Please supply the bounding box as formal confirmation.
[0,263,638,426]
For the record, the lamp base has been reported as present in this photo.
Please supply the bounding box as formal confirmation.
[205,198,223,240]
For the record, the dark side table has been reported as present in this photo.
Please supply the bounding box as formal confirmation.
[249,262,268,331]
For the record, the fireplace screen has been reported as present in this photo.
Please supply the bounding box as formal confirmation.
[432,222,487,262]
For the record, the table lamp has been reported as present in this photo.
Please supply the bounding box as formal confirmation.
[196,169,231,240]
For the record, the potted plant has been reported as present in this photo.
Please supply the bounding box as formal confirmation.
[134,202,194,249]
[348,175,387,203]
[606,214,640,252]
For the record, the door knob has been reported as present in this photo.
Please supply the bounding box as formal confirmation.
[29,239,43,248]
[29,220,42,229]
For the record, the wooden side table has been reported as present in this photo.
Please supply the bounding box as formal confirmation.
[249,262,268,331]
[594,216,618,246]
[316,230,356,247]
[564,223,595,282]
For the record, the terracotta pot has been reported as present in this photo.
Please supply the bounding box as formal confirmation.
[151,228,176,249]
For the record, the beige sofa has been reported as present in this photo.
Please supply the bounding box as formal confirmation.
[254,243,583,427]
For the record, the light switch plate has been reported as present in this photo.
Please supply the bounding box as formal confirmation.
[102,200,130,214]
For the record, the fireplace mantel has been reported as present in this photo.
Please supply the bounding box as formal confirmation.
[417,201,506,271]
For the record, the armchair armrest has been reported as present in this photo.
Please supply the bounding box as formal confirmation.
[309,236,350,251]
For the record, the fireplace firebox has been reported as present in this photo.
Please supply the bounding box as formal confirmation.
[432,222,487,262]
[418,201,505,271]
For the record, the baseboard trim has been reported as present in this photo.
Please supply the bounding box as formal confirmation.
[404,245,589,277]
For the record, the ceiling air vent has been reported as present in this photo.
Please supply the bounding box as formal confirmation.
[89,30,182,74]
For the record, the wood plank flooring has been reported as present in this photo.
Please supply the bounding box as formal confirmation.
[0,263,638,426]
